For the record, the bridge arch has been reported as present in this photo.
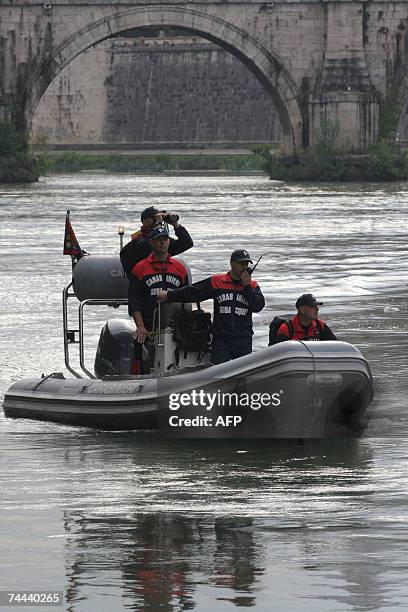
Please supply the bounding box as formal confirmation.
[24,6,305,154]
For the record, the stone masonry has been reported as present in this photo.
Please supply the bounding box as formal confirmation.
[1,0,408,154]
[31,34,282,147]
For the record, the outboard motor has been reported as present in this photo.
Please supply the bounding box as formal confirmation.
[94,319,134,378]
[93,304,197,378]
[94,302,207,378]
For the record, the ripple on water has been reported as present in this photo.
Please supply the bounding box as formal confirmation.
[1,176,408,610]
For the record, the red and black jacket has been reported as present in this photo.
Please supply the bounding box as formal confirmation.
[120,225,193,279]
[276,315,337,343]
[167,272,265,339]
[128,254,188,328]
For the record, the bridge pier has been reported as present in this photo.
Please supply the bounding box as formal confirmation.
[309,0,379,152]
[309,92,378,151]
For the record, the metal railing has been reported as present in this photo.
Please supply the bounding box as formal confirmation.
[63,282,127,379]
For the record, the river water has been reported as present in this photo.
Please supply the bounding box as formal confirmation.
[1,174,408,611]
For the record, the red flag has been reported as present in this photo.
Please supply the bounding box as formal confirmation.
[63,211,84,257]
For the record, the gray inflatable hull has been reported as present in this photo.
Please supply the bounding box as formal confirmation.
[2,341,373,438]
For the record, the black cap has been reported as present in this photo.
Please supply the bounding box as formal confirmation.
[296,293,324,308]
[141,206,159,221]
[230,249,253,263]
[150,226,170,240]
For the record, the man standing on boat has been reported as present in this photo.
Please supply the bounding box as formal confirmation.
[274,294,337,343]
[128,226,189,374]
[120,206,193,278]
[157,249,265,364]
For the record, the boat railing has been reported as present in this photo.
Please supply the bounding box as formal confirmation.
[63,282,127,379]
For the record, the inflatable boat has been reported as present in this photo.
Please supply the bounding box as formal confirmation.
[2,254,374,438]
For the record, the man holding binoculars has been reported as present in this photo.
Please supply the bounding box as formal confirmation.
[120,206,193,278]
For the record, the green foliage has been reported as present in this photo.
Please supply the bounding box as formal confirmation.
[368,139,401,180]
[400,150,408,179]
[250,144,275,173]
[378,85,402,142]
[50,152,103,172]
[251,144,293,179]
[0,119,48,182]
[254,118,407,182]
[251,121,348,181]
[305,119,345,180]
[47,151,265,174]
[315,119,340,157]
[0,121,266,178]
[33,132,52,175]
[0,120,25,158]
[0,154,43,183]
[307,155,346,182]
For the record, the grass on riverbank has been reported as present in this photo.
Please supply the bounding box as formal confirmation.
[46,152,266,174]
[253,142,408,182]
[252,120,408,182]
[0,120,47,183]
[0,154,46,182]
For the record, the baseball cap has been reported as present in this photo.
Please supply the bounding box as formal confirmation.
[150,226,170,240]
[141,206,159,221]
[230,249,253,263]
[295,293,324,308]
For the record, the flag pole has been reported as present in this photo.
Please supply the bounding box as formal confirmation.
[63,209,85,272]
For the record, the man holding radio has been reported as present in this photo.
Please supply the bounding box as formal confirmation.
[157,249,265,364]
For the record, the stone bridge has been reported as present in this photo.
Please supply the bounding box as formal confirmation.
[1,0,408,153]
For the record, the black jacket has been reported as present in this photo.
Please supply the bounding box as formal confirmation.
[167,272,265,339]
[120,225,193,279]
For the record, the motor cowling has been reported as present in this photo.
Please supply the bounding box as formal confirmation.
[94,319,135,378]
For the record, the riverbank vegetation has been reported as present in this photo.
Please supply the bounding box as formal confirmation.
[45,151,265,174]
[0,120,47,183]
[3,110,407,182]
[253,119,408,182]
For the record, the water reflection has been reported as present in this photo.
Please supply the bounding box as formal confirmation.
[50,436,375,611]
[63,512,262,611]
